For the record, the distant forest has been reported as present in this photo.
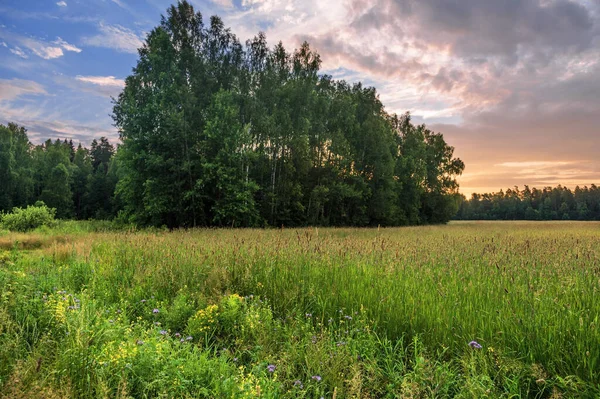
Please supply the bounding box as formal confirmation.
[0,123,118,220]
[0,1,467,228]
[456,185,600,221]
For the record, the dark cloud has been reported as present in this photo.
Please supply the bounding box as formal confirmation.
[296,30,425,80]
[349,0,596,63]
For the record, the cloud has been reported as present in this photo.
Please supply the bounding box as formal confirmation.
[496,161,575,168]
[1,31,82,59]
[0,78,47,101]
[53,37,81,53]
[71,75,125,97]
[75,75,125,87]
[82,23,143,54]
[9,46,28,58]
[348,0,595,63]
[56,1,67,6]
[18,37,64,59]
[0,100,116,145]
[211,0,234,7]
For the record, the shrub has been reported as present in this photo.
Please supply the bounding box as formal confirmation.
[0,202,57,232]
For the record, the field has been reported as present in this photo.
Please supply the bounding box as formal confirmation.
[0,221,599,398]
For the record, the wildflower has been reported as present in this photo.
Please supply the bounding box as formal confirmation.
[311,335,317,344]
[305,313,312,318]
[159,330,167,335]
[469,340,482,349]
[233,357,238,362]
[344,315,352,320]
[180,338,185,343]
[336,341,346,346]
[109,319,114,323]
[186,336,193,341]
[152,308,160,314]
[267,364,276,373]
[175,332,181,338]
[312,375,322,382]
[136,340,144,345]
[328,318,333,324]
[141,299,146,303]
[294,380,303,388]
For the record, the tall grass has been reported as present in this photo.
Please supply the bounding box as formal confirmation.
[1,221,599,397]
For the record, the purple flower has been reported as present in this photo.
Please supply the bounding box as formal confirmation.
[152,308,159,314]
[159,330,167,335]
[311,375,322,382]
[175,332,181,338]
[293,380,303,388]
[469,340,482,349]
[267,364,276,373]
[141,299,146,303]
[186,336,193,341]
[344,315,352,320]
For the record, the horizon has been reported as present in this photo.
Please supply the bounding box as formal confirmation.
[1,0,599,196]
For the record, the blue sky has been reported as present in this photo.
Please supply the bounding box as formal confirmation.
[1,0,599,194]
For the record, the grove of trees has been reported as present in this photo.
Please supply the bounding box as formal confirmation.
[1,1,467,228]
[0,123,118,220]
[456,185,600,220]
[111,1,465,228]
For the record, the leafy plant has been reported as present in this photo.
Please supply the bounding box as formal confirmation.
[0,202,57,232]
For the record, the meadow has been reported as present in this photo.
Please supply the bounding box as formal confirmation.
[0,221,599,398]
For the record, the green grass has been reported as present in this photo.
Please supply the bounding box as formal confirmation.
[0,221,599,398]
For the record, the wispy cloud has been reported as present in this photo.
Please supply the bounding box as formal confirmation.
[210,0,234,8]
[56,1,67,7]
[9,46,28,59]
[82,23,143,54]
[1,31,81,60]
[496,161,575,168]
[75,75,124,87]
[54,37,81,53]
[0,78,47,101]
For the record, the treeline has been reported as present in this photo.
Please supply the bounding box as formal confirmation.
[0,123,118,220]
[111,1,464,228]
[456,185,600,220]
[1,1,465,228]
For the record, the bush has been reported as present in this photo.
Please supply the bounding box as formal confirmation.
[0,203,57,232]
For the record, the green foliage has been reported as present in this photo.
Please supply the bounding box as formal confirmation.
[1,1,465,227]
[112,1,464,228]
[0,202,56,232]
[0,123,119,222]
[457,184,600,220]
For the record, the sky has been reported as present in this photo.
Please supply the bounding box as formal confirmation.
[1,0,599,196]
